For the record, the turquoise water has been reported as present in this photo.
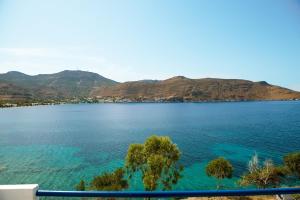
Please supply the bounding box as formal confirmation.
[0,101,300,190]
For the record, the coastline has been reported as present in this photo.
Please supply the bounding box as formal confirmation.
[1,98,299,109]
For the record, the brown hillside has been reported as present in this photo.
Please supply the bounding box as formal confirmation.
[0,83,33,101]
[91,77,300,101]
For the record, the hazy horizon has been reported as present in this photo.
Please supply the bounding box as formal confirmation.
[0,0,300,90]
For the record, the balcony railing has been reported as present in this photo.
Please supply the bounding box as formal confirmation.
[36,187,300,198]
[1,185,300,200]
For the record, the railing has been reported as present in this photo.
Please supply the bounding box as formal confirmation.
[1,185,300,200]
[36,188,300,198]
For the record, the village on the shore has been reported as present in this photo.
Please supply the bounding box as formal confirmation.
[1,96,299,108]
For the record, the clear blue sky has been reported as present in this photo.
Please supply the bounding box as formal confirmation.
[0,0,299,90]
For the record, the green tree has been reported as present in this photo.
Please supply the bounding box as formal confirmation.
[205,157,233,189]
[125,135,183,191]
[239,153,285,188]
[284,152,300,177]
[90,168,128,191]
[75,180,86,191]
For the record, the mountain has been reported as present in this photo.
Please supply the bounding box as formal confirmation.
[0,70,117,100]
[91,76,300,102]
[0,70,299,102]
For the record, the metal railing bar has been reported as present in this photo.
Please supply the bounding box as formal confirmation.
[36,188,300,198]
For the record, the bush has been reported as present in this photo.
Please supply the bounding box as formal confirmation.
[239,154,285,188]
[75,168,128,191]
[91,168,128,191]
[284,152,300,177]
[75,180,85,191]
[206,157,233,189]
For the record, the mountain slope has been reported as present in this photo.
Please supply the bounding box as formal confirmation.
[91,76,300,101]
[0,70,118,100]
[1,70,299,102]
[0,82,33,101]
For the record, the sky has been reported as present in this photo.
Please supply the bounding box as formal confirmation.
[0,0,300,90]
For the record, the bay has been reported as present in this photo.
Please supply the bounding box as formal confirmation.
[0,101,299,190]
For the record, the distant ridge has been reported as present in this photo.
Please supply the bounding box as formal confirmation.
[0,70,300,102]
[0,70,117,100]
[91,76,300,102]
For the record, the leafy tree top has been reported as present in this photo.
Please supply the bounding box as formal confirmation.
[125,135,183,191]
[90,168,128,191]
[206,157,233,180]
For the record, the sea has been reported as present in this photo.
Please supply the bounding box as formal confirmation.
[0,101,299,191]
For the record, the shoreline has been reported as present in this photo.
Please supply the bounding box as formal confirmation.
[0,98,299,109]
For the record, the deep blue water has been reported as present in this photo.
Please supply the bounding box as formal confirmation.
[0,101,299,190]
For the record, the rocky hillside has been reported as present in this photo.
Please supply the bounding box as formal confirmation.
[1,70,299,102]
[0,70,117,100]
[91,76,300,102]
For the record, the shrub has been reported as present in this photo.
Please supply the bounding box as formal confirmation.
[206,157,233,189]
[284,152,300,177]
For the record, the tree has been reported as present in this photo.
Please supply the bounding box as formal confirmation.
[284,152,300,177]
[90,168,128,191]
[75,180,86,191]
[125,135,183,191]
[205,157,233,189]
[239,153,285,188]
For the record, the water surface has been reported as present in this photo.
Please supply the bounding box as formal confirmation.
[0,101,299,190]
